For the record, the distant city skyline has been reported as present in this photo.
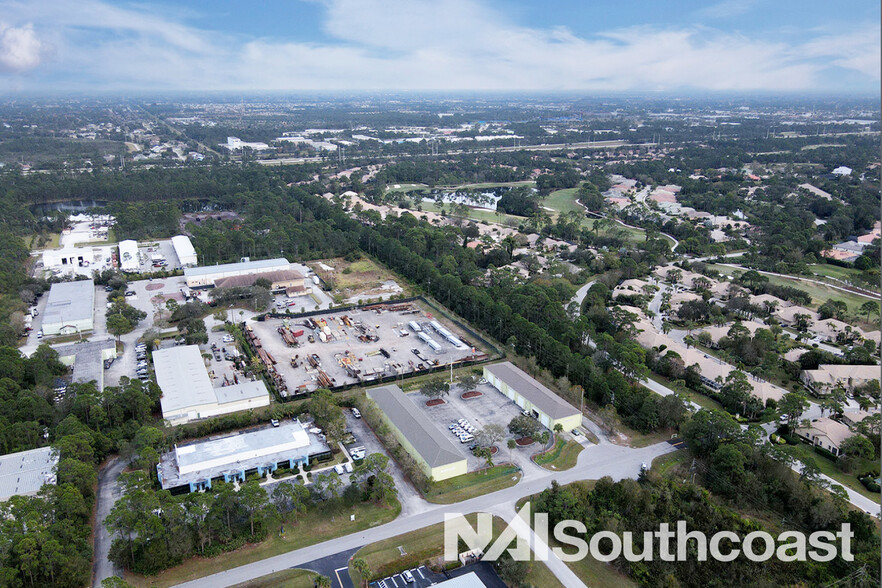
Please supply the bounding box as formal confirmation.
[0,0,879,94]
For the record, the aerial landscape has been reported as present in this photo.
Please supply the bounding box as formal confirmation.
[0,1,879,588]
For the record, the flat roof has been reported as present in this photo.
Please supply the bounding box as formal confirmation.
[184,257,289,278]
[171,235,197,258]
[52,338,116,390]
[214,380,269,404]
[153,345,217,414]
[484,362,579,420]
[437,573,488,588]
[367,384,465,469]
[159,421,329,489]
[0,447,58,501]
[43,280,95,326]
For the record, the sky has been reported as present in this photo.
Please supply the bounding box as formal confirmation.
[0,0,879,95]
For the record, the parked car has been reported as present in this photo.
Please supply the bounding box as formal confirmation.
[402,570,415,583]
[270,419,280,427]
[334,464,345,475]
[351,407,361,419]
[222,334,235,343]
[125,290,136,297]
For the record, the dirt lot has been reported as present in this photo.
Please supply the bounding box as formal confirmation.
[249,301,484,397]
[308,257,406,304]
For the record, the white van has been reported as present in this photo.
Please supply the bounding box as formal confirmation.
[460,434,474,443]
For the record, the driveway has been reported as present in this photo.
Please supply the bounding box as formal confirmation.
[92,456,129,587]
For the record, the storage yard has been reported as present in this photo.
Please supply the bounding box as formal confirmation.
[246,301,488,396]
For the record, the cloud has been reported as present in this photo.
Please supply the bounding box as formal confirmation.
[0,0,878,92]
[698,0,760,19]
[0,23,43,72]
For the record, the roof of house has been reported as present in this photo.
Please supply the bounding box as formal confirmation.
[0,447,58,501]
[797,417,855,448]
[484,362,579,420]
[802,364,880,387]
[366,384,465,469]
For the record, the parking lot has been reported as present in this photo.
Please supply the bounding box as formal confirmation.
[408,382,544,472]
[126,239,184,273]
[249,302,485,396]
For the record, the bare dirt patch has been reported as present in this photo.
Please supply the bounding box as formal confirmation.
[461,390,482,399]
[516,437,534,446]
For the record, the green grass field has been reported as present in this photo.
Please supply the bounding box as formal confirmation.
[124,500,401,588]
[533,439,584,471]
[415,200,525,226]
[386,183,429,193]
[231,568,318,588]
[350,513,564,588]
[543,187,583,215]
[436,180,535,190]
[424,465,522,504]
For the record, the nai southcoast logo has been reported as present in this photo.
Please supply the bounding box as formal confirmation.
[444,503,855,564]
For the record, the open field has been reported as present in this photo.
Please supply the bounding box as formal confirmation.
[543,187,583,216]
[386,182,429,193]
[435,180,535,190]
[424,464,522,504]
[533,439,584,471]
[349,513,564,588]
[414,200,525,226]
[308,256,407,303]
[124,500,401,588]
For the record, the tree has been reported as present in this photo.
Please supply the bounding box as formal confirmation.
[477,423,505,448]
[508,415,541,439]
[314,575,332,588]
[681,410,739,456]
[507,438,516,461]
[496,554,530,587]
[474,446,494,468]
[238,481,274,537]
[777,393,809,429]
[107,313,133,343]
[839,435,874,462]
[457,372,480,391]
[860,300,879,321]
[420,377,449,400]
[351,557,371,587]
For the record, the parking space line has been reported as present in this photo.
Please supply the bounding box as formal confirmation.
[334,566,348,587]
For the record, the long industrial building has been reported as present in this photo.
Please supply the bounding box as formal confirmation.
[0,447,58,501]
[483,362,582,432]
[52,338,117,391]
[171,235,198,267]
[118,240,140,272]
[158,420,330,492]
[153,345,271,425]
[367,384,468,481]
[42,280,95,336]
[184,257,291,288]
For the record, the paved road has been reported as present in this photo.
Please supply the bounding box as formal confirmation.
[175,441,676,587]
[92,456,129,587]
[568,280,596,316]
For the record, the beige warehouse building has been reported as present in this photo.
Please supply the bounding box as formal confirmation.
[184,258,291,288]
[483,362,582,432]
[366,384,468,481]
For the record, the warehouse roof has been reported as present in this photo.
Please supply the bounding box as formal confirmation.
[214,380,269,404]
[0,447,58,501]
[367,384,465,469]
[153,345,216,414]
[43,280,95,327]
[214,269,304,289]
[171,235,197,259]
[484,362,579,420]
[53,338,116,390]
[184,257,289,278]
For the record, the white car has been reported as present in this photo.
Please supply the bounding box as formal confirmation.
[402,570,415,583]
[334,464,345,475]
[351,407,361,419]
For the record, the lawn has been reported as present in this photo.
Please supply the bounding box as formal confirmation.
[231,568,318,588]
[29,231,61,250]
[582,218,650,244]
[385,182,429,193]
[781,443,879,502]
[542,187,583,216]
[436,180,535,190]
[650,450,691,480]
[350,513,564,588]
[533,439,584,471]
[415,200,526,226]
[424,465,521,504]
[123,499,402,588]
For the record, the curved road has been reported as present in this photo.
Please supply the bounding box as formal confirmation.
[175,436,677,588]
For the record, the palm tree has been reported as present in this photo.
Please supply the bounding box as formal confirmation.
[314,575,331,588]
[351,558,371,587]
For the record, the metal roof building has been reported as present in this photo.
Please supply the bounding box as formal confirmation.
[118,239,139,272]
[42,280,95,336]
[171,235,198,267]
[52,338,117,391]
[184,257,291,288]
[0,447,59,501]
[483,362,581,432]
[366,384,467,481]
[158,420,330,492]
[153,345,270,425]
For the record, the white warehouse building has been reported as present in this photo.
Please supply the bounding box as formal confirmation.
[118,240,140,272]
[184,257,291,288]
[171,235,198,267]
[42,280,95,336]
[154,345,271,425]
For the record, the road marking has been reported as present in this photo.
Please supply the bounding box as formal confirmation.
[417,566,426,578]
[334,566,349,587]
